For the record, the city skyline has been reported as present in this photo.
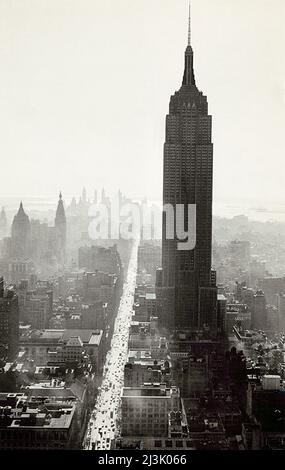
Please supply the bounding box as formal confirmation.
[0,0,284,211]
[1,1,285,454]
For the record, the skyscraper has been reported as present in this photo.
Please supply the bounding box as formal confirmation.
[160,6,217,332]
[0,277,19,362]
[55,192,67,264]
[11,202,31,258]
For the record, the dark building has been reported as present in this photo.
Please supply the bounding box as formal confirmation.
[171,354,210,397]
[78,245,122,276]
[0,277,19,362]
[246,376,285,449]
[252,290,267,331]
[160,13,217,331]
[81,301,106,331]
[217,294,227,336]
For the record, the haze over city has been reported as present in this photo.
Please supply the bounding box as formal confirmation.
[0,0,284,215]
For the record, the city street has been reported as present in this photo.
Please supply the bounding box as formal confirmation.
[83,239,139,450]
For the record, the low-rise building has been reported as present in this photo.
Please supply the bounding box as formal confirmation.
[124,359,171,387]
[19,328,103,372]
[0,392,78,449]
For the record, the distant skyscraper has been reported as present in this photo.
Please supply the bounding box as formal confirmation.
[160,7,217,331]
[82,187,87,203]
[252,290,267,331]
[55,192,67,264]
[101,187,106,204]
[11,202,31,258]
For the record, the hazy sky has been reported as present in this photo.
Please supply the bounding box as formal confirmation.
[0,0,284,208]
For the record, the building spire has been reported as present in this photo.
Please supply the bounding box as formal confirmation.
[188,1,191,46]
[182,1,196,87]
[55,191,66,225]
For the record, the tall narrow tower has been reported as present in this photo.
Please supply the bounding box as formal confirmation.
[55,192,66,264]
[161,5,217,332]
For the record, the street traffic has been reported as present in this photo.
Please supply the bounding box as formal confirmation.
[83,239,138,450]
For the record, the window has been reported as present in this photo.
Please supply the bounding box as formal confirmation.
[176,440,183,448]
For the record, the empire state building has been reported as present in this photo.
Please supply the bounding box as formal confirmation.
[160,7,217,332]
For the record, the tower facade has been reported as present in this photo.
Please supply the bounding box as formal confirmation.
[160,9,217,332]
[55,192,66,264]
[0,277,19,361]
[11,202,31,258]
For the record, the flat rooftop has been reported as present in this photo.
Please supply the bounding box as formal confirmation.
[146,293,156,300]
[217,294,227,301]
[10,407,75,429]
[20,328,103,346]
[122,387,177,398]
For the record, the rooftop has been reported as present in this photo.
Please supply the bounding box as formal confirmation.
[0,393,76,430]
[146,293,156,300]
[122,386,178,398]
[19,328,103,346]
[217,294,227,301]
